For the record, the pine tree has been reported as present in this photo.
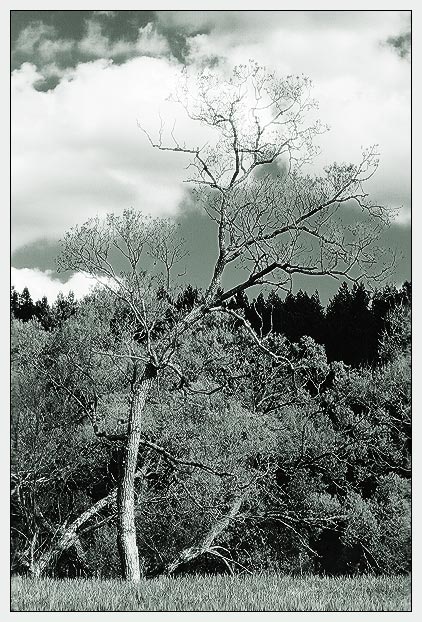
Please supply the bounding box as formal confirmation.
[279,290,325,344]
[18,287,36,322]
[34,296,53,331]
[10,287,19,318]
[325,282,376,366]
[52,291,77,327]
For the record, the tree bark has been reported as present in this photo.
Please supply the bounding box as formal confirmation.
[165,494,244,575]
[30,488,117,578]
[117,363,156,582]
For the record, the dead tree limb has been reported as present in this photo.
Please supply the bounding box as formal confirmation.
[165,493,245,575]
[29,488,118,577]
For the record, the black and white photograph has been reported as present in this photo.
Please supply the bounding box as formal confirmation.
[9,6,411,613]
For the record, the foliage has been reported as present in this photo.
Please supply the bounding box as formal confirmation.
[10,278,411,577]
[11,278,411,370]
[230,280,411,367]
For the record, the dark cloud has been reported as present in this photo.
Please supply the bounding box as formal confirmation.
[90,10,155,42]
[385,31,411,60]
[11,10,155,46]
[10,10,221,79]
[11,10,171,91]
[12,239,66,280]
[12,11,92,51]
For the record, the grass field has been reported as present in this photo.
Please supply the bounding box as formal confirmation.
[11,573,411,612]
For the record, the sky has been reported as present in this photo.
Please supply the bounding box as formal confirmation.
[10,9,411,303]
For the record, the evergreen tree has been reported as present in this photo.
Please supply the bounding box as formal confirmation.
[279,290,325,344]
[175,285,201,312]
[52,291,77,327]
[17,287,36,322]
[371,282,411,359]
[325,282,377,366]
[10,287,19,318]
[34,296,53,331]
[228,290,249,312]
[249,293,272,337]
[266,290,283,334]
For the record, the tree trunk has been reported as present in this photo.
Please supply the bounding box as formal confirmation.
[117,363,156,582]
[30,488,117,577]
[165,494,244,575]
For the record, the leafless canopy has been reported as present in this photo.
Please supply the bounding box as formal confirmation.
[139,61,394,299]
[58,61,396,390]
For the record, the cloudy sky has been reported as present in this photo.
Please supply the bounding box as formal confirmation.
[11,9,411,303]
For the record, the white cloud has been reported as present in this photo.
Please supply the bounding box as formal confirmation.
[77,20,170,60]
[392,206,411,227]
[135,23,170,57]
[13,21,76,69]
[14,18,170,74]
[11,57,198,250]
[11,267,108,303]
[14,22,56,56]
[37,37,75,62]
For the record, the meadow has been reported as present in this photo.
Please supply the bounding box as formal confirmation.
[11,573,411,612]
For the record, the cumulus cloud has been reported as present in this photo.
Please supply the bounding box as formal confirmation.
[135,23,170,56]
[37,37,75,63]
[79,20,132,59]
[11,267,108,303]
[14,21,57,56]
[12,21,76,74]
[11,57,203,250]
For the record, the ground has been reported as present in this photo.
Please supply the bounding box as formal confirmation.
[11,573,411,612]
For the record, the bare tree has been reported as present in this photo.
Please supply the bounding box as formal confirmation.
[58,61,392,581]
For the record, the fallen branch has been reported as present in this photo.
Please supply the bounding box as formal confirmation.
[165,493,246,575]
[29,488,118,577]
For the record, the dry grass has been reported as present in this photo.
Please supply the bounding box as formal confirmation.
[11,572,411,612]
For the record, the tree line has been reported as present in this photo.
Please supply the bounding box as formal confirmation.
[11,279,411,368]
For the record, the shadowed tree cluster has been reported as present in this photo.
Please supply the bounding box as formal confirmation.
[11,286,77,330]
[228,281,410,367]
[12,279,410,369]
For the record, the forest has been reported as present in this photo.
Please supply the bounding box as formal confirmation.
[11,277,411,579]
[10,62,411,589]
